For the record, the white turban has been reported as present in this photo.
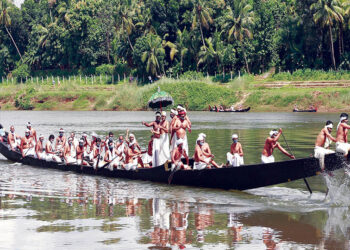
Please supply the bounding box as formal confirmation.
[59,128,64,132]
[269,130,278,137]
[196,136,204,142]
[161,111,166,116]
[39,134,44,138]
[91,132,98,138]
[177,105,185,111]
[232,134,238,139]
[199,133,206,138]
[325,123,333,129]
[171,109,178,115]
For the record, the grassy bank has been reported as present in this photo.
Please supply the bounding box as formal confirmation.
[1,76,350,112]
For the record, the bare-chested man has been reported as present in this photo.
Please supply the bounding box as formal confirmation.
[335,113,350,157]
[91,138,103,168]
[142,112,162,167]
[63,137,77,164]
[20,129,35,157]
[26,122,37,143]
[76,139,88,166]
[46,134,62,162]
[171,139,190,171]
[172,109,191,156]
[194,136,221,170]
[226,134,244,167]
[8,125,21,151]
[314,121,336,170]
[126,130,141,151]
[123,141,144,170]
[169,109,178,151]
[55,128,66,153]
[261,129,295,164]
[35,134,45,160]
[104,140,121,170]
[141,135,153,167]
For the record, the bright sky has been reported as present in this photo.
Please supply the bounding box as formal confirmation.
[14,0,24,8]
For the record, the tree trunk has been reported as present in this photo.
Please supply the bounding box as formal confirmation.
[127,34,134,52]
[329,25,336,69]
[338,28,342,57]
[5,26,22,61]
[106,32,111,64]
[199,21,206,51]
[241,42,250,74]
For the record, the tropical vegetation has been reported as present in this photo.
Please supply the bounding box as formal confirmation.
[1,0,350,80]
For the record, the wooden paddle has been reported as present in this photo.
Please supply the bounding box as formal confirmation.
[100,155,120,169]
[281,132,312,194]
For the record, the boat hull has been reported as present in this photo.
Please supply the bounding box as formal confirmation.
[0,141,344,190]
[293,109,317,112]
[210,107,251,112]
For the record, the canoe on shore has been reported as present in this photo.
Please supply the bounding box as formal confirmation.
[293,109,317,112]
[209,107,251,112]
[0,141,344,191]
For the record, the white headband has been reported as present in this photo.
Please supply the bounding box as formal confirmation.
[232,134,238,139]
[340,116,347,122]
[198,133,206,138]
[325,124,333,129]
[171,109,178,115]
[269,130,278,137]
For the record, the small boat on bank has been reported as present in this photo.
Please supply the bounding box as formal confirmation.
[293,109,317,112]
[0,140,344,191]
[209,107,251,113]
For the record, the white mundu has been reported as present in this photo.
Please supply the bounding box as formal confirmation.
[159,133,170,165]
[335,142,350,155]
[193,157,210,170]
[261,154,275,164]
[152,137,161,167]
[227,152,244,167]
[314,146,334,170]
[23,147,35,157]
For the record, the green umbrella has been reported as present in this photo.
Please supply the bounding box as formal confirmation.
[148,87,174,110]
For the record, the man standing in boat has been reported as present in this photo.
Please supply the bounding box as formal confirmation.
[261,129,295,163]
[159,111,171,165]
[226,134,244,167]
[35,134,45,160]
[8,125,21,151]
[314,120,337,170]
[55,128,67,153]
[142,112,162,167]
[20,129,35,157]
[336,113,350,157]
[169,109,178,152]
[27,122,37,144]
[173,108,191,156]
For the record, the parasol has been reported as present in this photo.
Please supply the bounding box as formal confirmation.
[148,87,174,110]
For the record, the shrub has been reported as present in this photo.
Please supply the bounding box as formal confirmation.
[96,64,115,75]
[179,71,204,80]
[12,63,30,83]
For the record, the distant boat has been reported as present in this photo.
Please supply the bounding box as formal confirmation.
[209,106,251,113]
[293,109,317,112]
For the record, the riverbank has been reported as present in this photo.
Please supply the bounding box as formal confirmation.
[1,77,350,112]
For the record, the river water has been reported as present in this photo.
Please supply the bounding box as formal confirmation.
[0,111,349,249]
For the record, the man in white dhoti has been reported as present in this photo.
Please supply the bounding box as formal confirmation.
[169,109,178,153]
[104,141,122,170]
[35,134,46,160]
[20,129,35,157]
[55,128,66,154]
[158,111,170,165]
[314,121,337,170]
[226,134,244,167]
[141,135,153,167]
[193,136,221,170]
[171,139,190,170]
[173,108,191,156]
[8,125,21,151]
[261,129,295,164]
[335,113,350,157]
[46,134,62,162]
[142,112,163,167]
[63,137,77,164]
[27,122,37,144]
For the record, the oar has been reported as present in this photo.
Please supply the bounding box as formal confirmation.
[281,132,312,194]
[101,155,120,169]
[168,166,179,184]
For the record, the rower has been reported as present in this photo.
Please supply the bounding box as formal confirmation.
[46,134,62,162]
[20,129,35,158]
[261,129,295,164]
[55,128,66,153]
[91,138,103,168]
[159,111,170,164]
[126,130,141,151]
[173,108,191,156]
[26,122,37,143]
[69,132,79,148]
[314,121,336,170]
[82,132,91,148]
[141,135,153,168]
[87,132,98,160]
[169,109,178,152]
[76,139,88,166]
[104,140,121,170]
[142,112,162,167]
[335,113,350,157]
[0,124,5,142]
[226,134,244,167]
[171,139,190,170]
[123,141,143,170]
[103,131,114,150]
[8,125,21,151]
[63,137,77,164]
[35,134,45,160]
[115,135,126,161]
[194,135,222,169]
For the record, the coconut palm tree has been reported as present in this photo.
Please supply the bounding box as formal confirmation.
[191,0,213,50]
[310,0,344,69]
[0,0,22,60]
[197,37,220,71]
[221,0,254,73]
[116,4,135,52]
[141,35,165,76]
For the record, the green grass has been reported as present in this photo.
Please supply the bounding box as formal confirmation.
[268,69,350,81]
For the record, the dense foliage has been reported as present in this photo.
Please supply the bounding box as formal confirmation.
[1,0,350,78]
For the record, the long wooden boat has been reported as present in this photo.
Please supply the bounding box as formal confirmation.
[0,141,345,191]
[209,107,251,113]
[293,109,317,112]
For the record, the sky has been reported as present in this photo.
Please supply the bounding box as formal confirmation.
[14,0,24,8]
